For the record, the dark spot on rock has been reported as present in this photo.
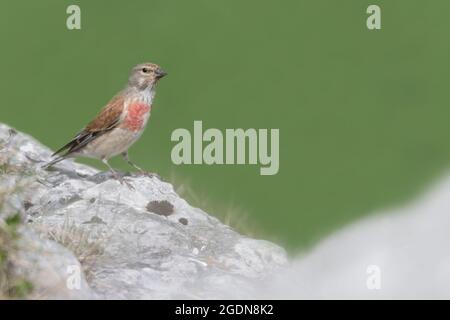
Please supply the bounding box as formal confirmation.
[89,198,96,203]
[178,218,188,225]
[146,200,174,216]
[8,128,17,137]
[58,194,82,205]
[82,216,106,225]
[23,200,33,210]
[76,171,89,178]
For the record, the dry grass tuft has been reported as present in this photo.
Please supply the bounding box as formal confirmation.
[168,170,259,237]
[41,218,106,282]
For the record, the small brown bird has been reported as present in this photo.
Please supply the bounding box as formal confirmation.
[44,63,167,182]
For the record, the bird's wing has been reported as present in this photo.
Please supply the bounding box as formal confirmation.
[52,93,125,157]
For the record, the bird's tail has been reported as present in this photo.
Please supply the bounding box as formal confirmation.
[42,155,66,169]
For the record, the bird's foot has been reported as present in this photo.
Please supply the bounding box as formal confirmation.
[117,176,135,190]
[135,170,161,180]
[108,171,135,190]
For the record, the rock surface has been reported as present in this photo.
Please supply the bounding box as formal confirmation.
[4,122,450,300]
[0,123,287,299]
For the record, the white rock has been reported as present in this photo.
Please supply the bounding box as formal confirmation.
[0,123,287,299]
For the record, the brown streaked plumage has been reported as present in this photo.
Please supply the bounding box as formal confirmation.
[51,94,125,157]
[44,63,167,184]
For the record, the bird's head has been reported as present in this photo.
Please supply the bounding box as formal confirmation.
[128,63,167,91]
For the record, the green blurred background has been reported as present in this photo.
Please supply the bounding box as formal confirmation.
[1,1,449,251]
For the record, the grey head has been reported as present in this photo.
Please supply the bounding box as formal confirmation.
[128,63,167,91]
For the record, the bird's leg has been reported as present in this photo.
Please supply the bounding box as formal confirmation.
[101,158,120,178]
[121,152,160,179]
[121,152,145,173]
[102,158,134,189]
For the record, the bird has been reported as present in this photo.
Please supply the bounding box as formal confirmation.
[43,62,167,184]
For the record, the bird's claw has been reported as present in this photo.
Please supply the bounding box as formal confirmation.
[117,176,135,190]
[136,171,161,180]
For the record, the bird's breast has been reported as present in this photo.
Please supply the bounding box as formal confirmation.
[122,102,151,132]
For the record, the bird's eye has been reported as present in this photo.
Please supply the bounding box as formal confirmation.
[142,67,150,73]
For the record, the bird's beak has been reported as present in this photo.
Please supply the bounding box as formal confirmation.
[156,68,168,79]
